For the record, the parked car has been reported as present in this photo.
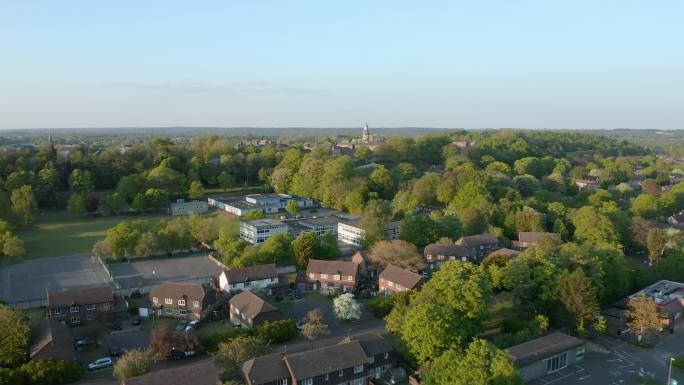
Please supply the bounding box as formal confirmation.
[131,316,141,326]
[108,346,123,357]
[176,320,190,332]
[296,320,306,331]
[171,349,196,360]
[75,337,95,347]
[112,320,124,330]
[184,320,200,332]
[87,357,114,371]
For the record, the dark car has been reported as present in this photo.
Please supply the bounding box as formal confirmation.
[131,316,141,326]
[109,346,123,357]
[112,320,124,330]
[171,349,196,360]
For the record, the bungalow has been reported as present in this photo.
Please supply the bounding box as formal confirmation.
[506,332,585,382]
[149,282,216,321]
[121,358,219,385]
[30,318,75,361]
[305,259,360,292]
[379,265,423,295]
[229,291,285,328]
[511,232,561,251]
[454,234,501,263]
[47,286,115,326]
[423,243,470,270]
[219,264,280,294]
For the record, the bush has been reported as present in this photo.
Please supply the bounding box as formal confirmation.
[113,349,152,380]
[200,328,252,352]
[19,359,82,385]
[256,319,297,344]
[372,295,396,318]
[0,367,24,385]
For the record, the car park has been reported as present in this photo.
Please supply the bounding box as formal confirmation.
[87,357,114,371]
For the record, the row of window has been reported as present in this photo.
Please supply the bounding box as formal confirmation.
[276,356,389,385]
[53,304,98,315]
[152,297,200,307]
[162,308,189,316]
[309,273,354,282]
[69,314,94,323]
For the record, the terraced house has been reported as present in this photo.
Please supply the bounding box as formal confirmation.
[454,234,501,263]
[305,259,360,292]
[149,281,216,320]
[219,264,280,294]
[47,286,115,326]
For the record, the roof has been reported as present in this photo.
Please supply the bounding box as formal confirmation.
[284,340,368,380]
[223,264,278,283]
[298,216,339,227]
[30,318,75,360]
[351,250,369,264]
[506,332,584,367]
[424,243,469,257]
[306,259,359,277]
[338,333,394,357]
[223,199,275,209]
[243,219,286,227]
[229,291,281,321]
[455,234,499,247]
[518,232,561,243]
[487,248,521,258]
[241,353,290,385]
[122,358,218,385]
[149,282,210,303]
[379,265,422,290]
[48,286,114,308]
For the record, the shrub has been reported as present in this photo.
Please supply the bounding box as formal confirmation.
[372,295,396,318]
[201,328,252,352]
[0,368,24,385]
[113,349,152,380]
[19,359,81,385]
[256,319,297,344]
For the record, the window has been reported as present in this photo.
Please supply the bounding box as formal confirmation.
[193,301,199,307]
[339,369,343,377]
[384,352,389,359]
[301,379,313,385]
[165,298,173,305]
[325,374,329,380]
[276,379,288,385]
[70,316,80,324]
[87,304,95,311]
[86,314,94,321]
[165,308,173,315]
[546,353,568,373]
[179,309,187,315]
[334,274,341,281]
[352,378,364,385]
[576,346,585,359]
[320,273,329,279]
[309,273,315,279]
[152,297,159,304]
[346,276,354,281]
[54,308,62,315]
[178,299,186,306]
[354,364,363,373]
[70,306,79,313]
[369,356,374,364]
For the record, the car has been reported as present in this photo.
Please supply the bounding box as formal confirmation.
[184,320,200,332]
[87,357,114,371]
[176,320,190,332]
[294,292,303,300]
[75,337,95,347]
[296,320,306,331]
[171,349,197,360]
[108,346,123,357]
[112,320,124,330]
[131,316,141,326]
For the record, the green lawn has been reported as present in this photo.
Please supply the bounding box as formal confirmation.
[485,292,515,331]
[16,211,168,259]
[140,317,180,332]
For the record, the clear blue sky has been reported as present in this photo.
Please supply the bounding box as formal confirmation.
[1,1,683,129]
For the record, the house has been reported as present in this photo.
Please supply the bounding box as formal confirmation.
[47,286,115,326]
[240,219,288,245]
[229,291,285,328]
[170,199,208,216]
[219,264,280,294]
[379,265,423,295]
[305,259,360,292]
[486,248,522,259]
[454,234,501,263]
[351,250,370,277]
[241,335,390,385]
[423,243,470,270]
[337,216,400,246]
[506,332,585,382]
[667,214,684,226]
[30,318,75,361]
[511,232,561,251]
[149,282,216,320]
[121,358,219,385]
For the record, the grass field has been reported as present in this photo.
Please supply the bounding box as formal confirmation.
[16,211,238,259]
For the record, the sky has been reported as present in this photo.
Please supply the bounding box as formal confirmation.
[1,1,683,130]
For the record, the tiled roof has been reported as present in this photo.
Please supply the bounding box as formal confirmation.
[455,234,498,247]
[149,281,209,304]
[338,333,394,357]
[122,358,218,385]
[229,291,281,321]
[284,340,368,380]
[223,264,278,283]
[423,243,469,257]
[241,353,290,385]
[517,232,561,243]
[48,286,114,308]
[379,265,422,290]
[306,259,359,277]
[30,318,75,360]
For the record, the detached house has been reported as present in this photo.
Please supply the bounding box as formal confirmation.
[423,243,470,270]
[149,282,216,320]
[229,291,285,328]
[379,265,423,295]
[219,264,280,294]
[454,234,501,263]
[241,334,395,385]
[48,286,115,326]
[305,259,360,292]
[511,232,561,251]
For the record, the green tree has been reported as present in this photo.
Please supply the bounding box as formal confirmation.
[157,218,193,253]
[218,171,235,191]
[113,349,152,380]
[285,199,299,216]
[66,193,86,213]
[292,232,318,269]
[368,165,396,199]
[571,206,620,247]
[361,200,391,248]
[105,221,141,258]
[260,233,294,262]
[631,194,660,219]
[11,185,37,225]
[217,335,271,367]
[116,174,148,203]
[256,319,297,344]
[556,269,599,331]
[68,169,94,195]
[2,234,25,257]
[19,359,82,385]
[426,340,523,385]
[132,193,147,213]
[243,210,265,220]
[399,215,440,247]
[188,180,205,200]
[646,228,668,265]
[134,232,158,257]
[0,306,29,368]
[447,182,491,213]
[144,188,168,209]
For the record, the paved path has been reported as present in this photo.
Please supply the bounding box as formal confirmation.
[274,319,387,354]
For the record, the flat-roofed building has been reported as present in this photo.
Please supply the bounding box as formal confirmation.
[338,216,400,246]
[506,332,585,382]
[240,219,288,245]
[170,199,208,216]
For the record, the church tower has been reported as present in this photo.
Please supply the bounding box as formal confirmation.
[362,122,370,142]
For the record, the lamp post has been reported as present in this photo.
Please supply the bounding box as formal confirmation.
[668,357,676,385]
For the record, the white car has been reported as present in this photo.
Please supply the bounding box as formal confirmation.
[87,357,113,371]
[185,320,200,332]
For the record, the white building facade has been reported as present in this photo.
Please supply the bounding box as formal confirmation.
[240,219,288,245]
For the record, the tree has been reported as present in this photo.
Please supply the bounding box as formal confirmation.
[260,233,294,262]
[11,185,36,225]
[0,306,29,368]
[157,218,193,253]
[19,359,82,385]
[113,349,152,380]
[399,215,440,247]
[625,294,662,341]
[66,193,86,213]
[285,199,299,216]
[556,269,599,331]
[132,193,147,213]
[631,194,660,219]
[105,221,141,258]
[144,188,168,209]
[217,335,271,367]
[218,172,235,191]
[571,206,620,247]
[333,293,362,321]
[2,235,25,257]
[361,200,392,247]
[149,325,173,359]
[369,240,424,270]
[646,228,668,265]
[92,239,111,258]
[243,210,265,220]
[68,169,94,195]
[188,214,218,244]
[292,232,318,269]
[256,319,298,344]
[300,308,330,350]
[188,180,205,200]
[426,340,523,385]
[215,235,247,266]
[116,174,148,203]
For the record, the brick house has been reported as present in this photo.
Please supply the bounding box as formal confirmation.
[47,286,115,326]
[351,250,371,278]
[454,234,501,263]
[423,243,470,270]
[378,265,423,295]
[511,232,561,251]
[122,358,219,385]
[219,264,280,294]
[241,334,395,385]
[149,282,216,321]
[305,259,360,292]
[30,318,75,361]
[229,291,285,328]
